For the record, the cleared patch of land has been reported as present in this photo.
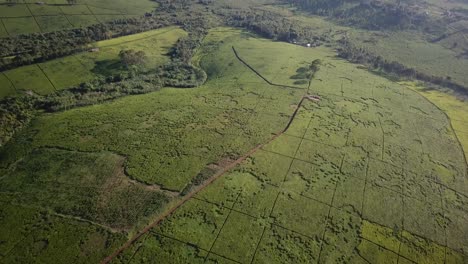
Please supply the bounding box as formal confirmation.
[0,26,186,98]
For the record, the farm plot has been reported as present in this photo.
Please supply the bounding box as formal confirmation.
[0,26,186,98]
[0,0,158,36]
[108,28,468,263]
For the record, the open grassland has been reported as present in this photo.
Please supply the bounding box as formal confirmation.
[1,27,468,263]
[112,28,466,263]
[0,26,186,98]
[0,0,157,36]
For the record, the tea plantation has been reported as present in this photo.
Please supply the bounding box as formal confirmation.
[0,15,467,264]
[0,0,157,36]
[109,28,468,263]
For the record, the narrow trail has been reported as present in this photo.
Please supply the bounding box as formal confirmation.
[101,48,319,264]
[101,96,316,264]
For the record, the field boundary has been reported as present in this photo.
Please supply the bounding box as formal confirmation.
[2,72,16,91]
[0,18,9,37]
[36,63,57,91]
[232,46,304,90]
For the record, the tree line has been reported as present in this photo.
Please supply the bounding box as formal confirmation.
[337,39,468,94]
[287,0,441,32]
[0,5,210,147]
[0,5,213,71]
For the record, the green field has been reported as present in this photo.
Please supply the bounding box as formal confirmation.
[1,26,467,263]
[0,26,187,97]
[0,0,157,36]
[401,81,468,165]
[121,28,467,263]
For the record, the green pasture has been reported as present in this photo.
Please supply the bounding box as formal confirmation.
[0,26,186,98]
[1,26,468,263]
[0,0,157,36]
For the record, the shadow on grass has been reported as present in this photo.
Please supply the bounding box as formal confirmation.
[91,59,125,77]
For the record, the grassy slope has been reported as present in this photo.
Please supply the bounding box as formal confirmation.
[401,81,468,164]
[0,26,186,98]
[0,0,158,36]
[263,5,468,89]
[112,27,468,263]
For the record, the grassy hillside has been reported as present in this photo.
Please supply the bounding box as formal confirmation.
[0,26,186,98]
[0,0,157,36]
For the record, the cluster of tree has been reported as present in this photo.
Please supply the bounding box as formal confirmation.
[337,40,468,94]
[170,33,206,63]
[0,96,37,147]
[161,62,207,88]
[0,14,178,71]
[180,166,216,196]
[40,63,207,112]
[119,49,148,68]
[215,8,328,44]
[39,73,163,112]
[0,2,217,71]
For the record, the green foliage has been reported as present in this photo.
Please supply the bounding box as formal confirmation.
[181,166,216,196]
[0,204,126,263]
[0,148,169,229]
[0,96,36,147]
[161,62,207,88]
[119,49,147,68]
[288,0,433,31]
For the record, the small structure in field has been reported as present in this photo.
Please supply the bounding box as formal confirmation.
[89,48,100,52]
[36,1,45,5]
[306,43,311,47]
